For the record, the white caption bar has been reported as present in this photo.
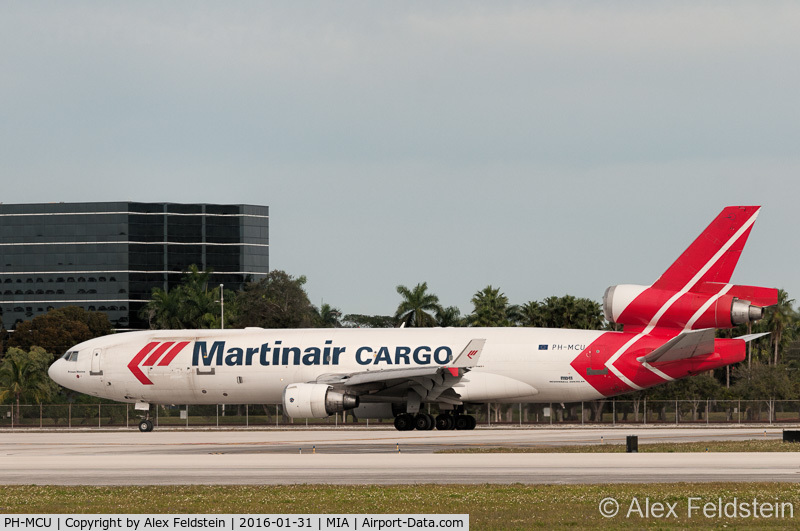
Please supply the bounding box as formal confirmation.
[1,514,469,531]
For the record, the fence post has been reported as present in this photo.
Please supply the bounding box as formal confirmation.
[738,400,741,424]
[186,405,189,428]
[216,404,219,428]
[612,400,615,426]
[519,403,522,427]
[706,399,709,425]
[246,405,249,427]
[126,404,129,429]
[40,403,43,428]
[643,397,647,425]
[581,402,584,426]
[99,404,101,428]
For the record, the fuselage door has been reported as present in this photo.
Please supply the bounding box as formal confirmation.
[90,348,103,376]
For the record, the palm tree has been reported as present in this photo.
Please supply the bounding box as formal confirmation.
[316,303,343,328]
[140,287,184,329]
[519,301,546,327]
[395,283,442,327]
[0,349,53,423]
[519,295,605,329]
[436,306,463,327]
[469,285,510,327]
[139,265,222,329]
[765,289,798,365]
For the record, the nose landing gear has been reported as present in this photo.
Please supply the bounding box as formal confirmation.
[135,403,154,432]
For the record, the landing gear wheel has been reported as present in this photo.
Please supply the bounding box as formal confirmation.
[394,413,415,431]
[414,413,434,431]
[436,414,455,430]
[455,415,471,430]
[138,419,153,432]
[466,415,477,430]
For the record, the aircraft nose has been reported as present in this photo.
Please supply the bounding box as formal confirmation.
[48,359,65,386]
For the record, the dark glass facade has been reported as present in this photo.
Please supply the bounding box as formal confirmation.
[0,202,269,329]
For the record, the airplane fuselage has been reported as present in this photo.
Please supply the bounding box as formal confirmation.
[51,327,619,405]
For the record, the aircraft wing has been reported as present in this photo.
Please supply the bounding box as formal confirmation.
[315,338,486,404]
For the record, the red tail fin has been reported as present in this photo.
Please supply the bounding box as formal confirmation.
[606,206,777,332]
[652,206,760,291]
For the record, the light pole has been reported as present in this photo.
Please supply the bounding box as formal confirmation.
[220,283,224,330]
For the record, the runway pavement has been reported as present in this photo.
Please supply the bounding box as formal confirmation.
[1,428,798,485]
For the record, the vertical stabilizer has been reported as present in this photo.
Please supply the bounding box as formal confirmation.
[652,206,760,291]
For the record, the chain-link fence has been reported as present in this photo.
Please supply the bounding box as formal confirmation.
[2,400,799,428]
[474,400,800,426]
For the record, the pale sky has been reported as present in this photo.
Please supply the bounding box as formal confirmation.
[1,2,798,317]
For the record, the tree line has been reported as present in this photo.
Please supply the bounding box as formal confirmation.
[2,266,799,410]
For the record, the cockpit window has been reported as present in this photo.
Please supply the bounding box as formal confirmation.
[61,351,79,362]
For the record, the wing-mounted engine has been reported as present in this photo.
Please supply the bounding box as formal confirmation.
[604,283,777,330]
[282,383,359,418]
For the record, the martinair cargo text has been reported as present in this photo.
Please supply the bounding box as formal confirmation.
[49,206,778,431]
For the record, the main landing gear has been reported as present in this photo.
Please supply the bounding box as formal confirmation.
[138,419,154,432]
[393,412,476,431]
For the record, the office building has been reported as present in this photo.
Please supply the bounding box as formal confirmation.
[0,202,269,329]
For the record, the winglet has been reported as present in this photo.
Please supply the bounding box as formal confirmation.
[450,339,486,368]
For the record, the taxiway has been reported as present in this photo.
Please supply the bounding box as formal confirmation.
[1,428,797,485]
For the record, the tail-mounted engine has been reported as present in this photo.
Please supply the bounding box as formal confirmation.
[603,283,777,330]
[282,383,359,418]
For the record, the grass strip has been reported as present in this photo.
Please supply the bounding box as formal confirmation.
[2,483,800,529]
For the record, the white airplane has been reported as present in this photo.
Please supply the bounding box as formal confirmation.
[49,206,777,432]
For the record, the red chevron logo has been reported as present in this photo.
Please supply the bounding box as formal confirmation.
[128,341,190,385]
[466,350,477,359]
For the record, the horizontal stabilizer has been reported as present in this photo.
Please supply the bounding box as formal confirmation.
[735,332,770,343]
[638,328,716,364]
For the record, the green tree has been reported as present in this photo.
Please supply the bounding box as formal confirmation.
[764,289,798,365]
[233,270,317,328]
[732,362,796,421]
[140,265,233,329]
[468,285,511,327]
[8,307,112,357]
[141,287,184,329]
[394,282,442,327]
[519,295,605,329]
[342,314,397,328]
[315,303,343,328]
[0,346,58,422]
[436,306,463,327]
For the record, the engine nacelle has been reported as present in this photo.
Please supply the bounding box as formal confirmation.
[603,284,766,329]
[282,383,359,418]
